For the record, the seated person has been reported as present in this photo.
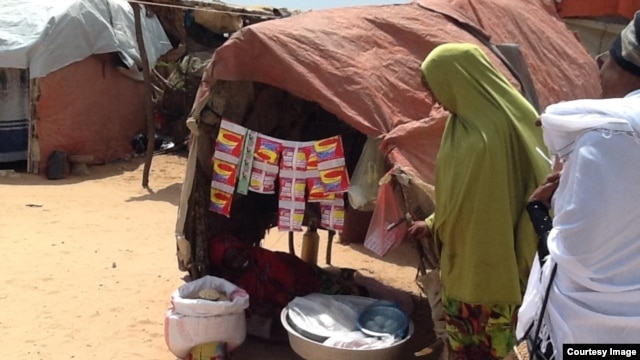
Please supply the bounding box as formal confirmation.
[208,233,366,319]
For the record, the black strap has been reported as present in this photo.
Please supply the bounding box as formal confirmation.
[526,200,553,265]
[526,263,558,360]
[533,264,557,338]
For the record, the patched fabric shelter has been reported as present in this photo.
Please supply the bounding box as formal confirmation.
[175,0,601,279]
[0,0,171,172]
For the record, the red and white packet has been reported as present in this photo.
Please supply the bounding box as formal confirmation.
[320,193,345,231]
[210,119,247,216]
[314,136,350,194]
[249,134,283,194]
[277,140,310,231]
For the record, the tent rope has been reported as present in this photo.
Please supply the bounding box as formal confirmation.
[127,0,281,18]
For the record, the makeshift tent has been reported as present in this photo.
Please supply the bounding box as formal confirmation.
[554,0,637,56]
[556,0,640,19]
[143,0,295,151]
[563,18,627,56]
[174,0,601,279]
[0,0,172,172]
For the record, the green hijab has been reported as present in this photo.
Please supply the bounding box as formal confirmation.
[421,43,549,304]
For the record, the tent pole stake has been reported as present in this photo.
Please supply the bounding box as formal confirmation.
[131,2,156,188]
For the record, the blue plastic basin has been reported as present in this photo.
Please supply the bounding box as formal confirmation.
[356,303,409,339]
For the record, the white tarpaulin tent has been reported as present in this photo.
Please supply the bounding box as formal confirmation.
[0,0,172,79]
[0,0,172,168]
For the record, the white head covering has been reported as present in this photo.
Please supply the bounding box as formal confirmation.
[540,92,640,158]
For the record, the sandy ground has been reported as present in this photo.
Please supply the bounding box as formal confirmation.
[0,154,435,359]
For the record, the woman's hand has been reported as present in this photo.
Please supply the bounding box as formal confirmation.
[408,220,427,239]
[408,220,439,269]
[408,220,432,241]
[529,171,561,209]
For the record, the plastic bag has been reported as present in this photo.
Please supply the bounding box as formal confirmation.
[287,293,360,341]
[171,275,249,316]
[323,330,395,349]
[164,276,250,358]
[348,137,385,211]
[364,181,406,256]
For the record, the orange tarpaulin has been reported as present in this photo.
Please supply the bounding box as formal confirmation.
[37,54,147,173]
[204,0,600,185]
[557,0,640,19]
[177,0,605,261]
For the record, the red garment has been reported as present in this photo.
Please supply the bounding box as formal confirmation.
[209,234,321,316]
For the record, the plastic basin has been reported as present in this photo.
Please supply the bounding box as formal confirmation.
[281,307,413,360]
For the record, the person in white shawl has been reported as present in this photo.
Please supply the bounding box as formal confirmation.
[516,11,640,359]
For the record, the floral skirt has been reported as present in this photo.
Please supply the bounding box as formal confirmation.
[443,294,519,360]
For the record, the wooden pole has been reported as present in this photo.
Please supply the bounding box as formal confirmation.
[28,76,40,175]
[131,2,156,188]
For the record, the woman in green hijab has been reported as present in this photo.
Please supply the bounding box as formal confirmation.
[411,43,550,359]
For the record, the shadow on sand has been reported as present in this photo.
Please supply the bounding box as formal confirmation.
[126,182,182,207]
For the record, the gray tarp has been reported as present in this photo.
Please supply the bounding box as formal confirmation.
[0,0,172,79]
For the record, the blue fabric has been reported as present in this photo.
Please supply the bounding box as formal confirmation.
[0,118,28,162]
